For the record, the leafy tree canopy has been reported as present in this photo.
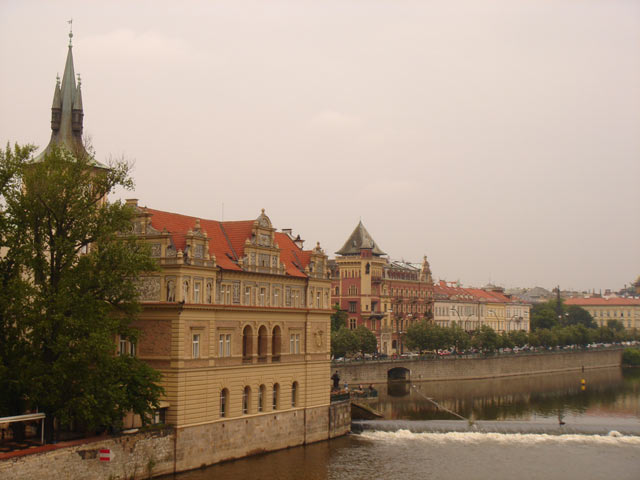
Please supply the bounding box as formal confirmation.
[0,144,163,441]
[330,304,348,332]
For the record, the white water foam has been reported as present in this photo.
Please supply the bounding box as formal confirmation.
[360,429,640,446]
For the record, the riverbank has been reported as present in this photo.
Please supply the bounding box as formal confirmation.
[334,348,622,385]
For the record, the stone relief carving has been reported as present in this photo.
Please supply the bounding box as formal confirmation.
[314,328,324,349]
[137,276,161,301]
[150,243,162,257]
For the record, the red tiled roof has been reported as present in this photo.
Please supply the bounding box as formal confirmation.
[274,232,307,278]
[146,208,311,277]
[565,297,640,306]
[434,281,526,304]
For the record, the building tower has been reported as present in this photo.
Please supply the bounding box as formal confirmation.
[35,27,103,167]
[331,222,434,355]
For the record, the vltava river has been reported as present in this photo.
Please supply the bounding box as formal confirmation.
[173,368,640,480]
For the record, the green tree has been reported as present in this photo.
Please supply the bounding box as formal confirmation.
[330,304,348,332]
[331,327,359,358]
[563,305,596,329]
[536,328,557,348]
[530,301,559,330]
[471,325,500,353]
[508,329,529,348]
[449,324,470,352]
[607,319,625,332]
[0,144,36,440]
[353,325,378,355]
[404,321,429,353]
[0,144,163,441]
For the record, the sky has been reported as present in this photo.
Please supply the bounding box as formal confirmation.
[1,0,639,292]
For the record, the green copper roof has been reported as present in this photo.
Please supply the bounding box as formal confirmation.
[34,36,106,169]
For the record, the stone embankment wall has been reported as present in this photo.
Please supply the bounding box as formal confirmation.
[0,428,174,480]
[336,349,623,385]
[0,402,351,479]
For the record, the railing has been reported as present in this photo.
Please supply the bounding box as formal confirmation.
[331,344,626,365]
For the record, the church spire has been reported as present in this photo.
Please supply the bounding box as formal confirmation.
[35,24,105,166]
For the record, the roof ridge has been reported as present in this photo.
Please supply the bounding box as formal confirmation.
[218,222,239,261]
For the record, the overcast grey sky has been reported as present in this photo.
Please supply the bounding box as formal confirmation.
[1,0,639,292]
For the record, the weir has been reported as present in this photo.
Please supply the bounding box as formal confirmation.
[352,419,640,437]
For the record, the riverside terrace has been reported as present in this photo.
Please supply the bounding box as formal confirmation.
[331,345,625,385]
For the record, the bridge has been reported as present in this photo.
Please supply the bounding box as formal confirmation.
[332,348,623,385]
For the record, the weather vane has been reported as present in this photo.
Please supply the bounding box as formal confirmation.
[68,18,73,46]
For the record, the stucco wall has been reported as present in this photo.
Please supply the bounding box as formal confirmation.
[336,349,623,384]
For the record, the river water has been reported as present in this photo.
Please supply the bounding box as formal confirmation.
[173,368,640,480]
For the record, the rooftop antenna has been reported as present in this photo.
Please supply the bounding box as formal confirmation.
[67,18,73,46]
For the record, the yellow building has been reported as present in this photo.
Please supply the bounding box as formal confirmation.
[565,297,640,330]
[433,281,530,332]
[125,203,337,467]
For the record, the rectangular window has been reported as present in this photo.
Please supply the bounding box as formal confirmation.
[273,288,280,307]
[290,333,301,354]
[244,286,252,305]
[285,287,292,307]
[119,336,127,356]
[349,318,357,330]
[224,285,232,304]
[316,291,321,308]
[192,334,200,359]
[218,334,231,357]
[349,301,357,313]
[259,287,266,306]
[194,282,201,303]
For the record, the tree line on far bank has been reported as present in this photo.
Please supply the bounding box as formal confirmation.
[330,299,639,357]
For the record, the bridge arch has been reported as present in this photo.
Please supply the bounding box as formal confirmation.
[387,367,410,381]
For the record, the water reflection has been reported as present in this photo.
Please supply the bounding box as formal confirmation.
[171,368,640,480]
[367,367,640,422]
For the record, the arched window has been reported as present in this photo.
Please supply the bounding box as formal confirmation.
[258,384,266,413]
[258,325,268,359]
[272,383,280,410]
[291,381,298,408]
[242,386,251,415]
[242,325,253,361]
[220,388,229,418]
[272,326,282,361]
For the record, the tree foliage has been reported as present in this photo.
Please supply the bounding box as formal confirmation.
[330,304,348,332]
[353,325,377,355]
[0,144,163,441]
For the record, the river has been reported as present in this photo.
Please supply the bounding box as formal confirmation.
[171,367,640,480]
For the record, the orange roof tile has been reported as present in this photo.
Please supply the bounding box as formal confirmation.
[146,208,312,277]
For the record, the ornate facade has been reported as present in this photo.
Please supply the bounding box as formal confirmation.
[127,202,333,435]
[330,221,434,354]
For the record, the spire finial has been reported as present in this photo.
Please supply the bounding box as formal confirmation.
[67,18,73,46]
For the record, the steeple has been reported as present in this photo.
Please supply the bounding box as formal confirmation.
[35,26,104,167]
[335,221,386,256]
